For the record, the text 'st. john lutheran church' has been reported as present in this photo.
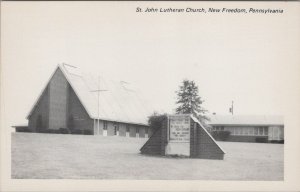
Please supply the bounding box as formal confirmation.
[27,64,153,138]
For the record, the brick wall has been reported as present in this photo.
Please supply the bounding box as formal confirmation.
[28,85,49,132]
[48,68,68,130]
[68,85,93,132]
[119,124,126,136]
[140,126,165,155]
[190,119,225,160]
[227,135,268,143]
[140,116,167,156]
[139,126,146,138]
[107,122,115,136]
[129,126,136,137]
[29,68,94,133]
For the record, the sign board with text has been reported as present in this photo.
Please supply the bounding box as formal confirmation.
[169,115,190,143]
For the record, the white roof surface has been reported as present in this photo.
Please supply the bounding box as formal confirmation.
[207,115,284,126]
[60,64,153,125]
[28,64,153,125]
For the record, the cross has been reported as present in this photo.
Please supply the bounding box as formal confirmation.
[90,76,108,134]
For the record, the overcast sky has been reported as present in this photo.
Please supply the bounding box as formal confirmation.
[2,2,300,125]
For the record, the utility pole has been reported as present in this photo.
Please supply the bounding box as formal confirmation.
[229,100,234,115]
[90,76,108,134]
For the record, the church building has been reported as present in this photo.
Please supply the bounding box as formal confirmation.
[26,64,153,138]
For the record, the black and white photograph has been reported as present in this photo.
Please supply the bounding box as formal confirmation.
[1,1,299,191]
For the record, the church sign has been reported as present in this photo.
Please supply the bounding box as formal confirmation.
[140,114,225,160]
[169,115,190,142]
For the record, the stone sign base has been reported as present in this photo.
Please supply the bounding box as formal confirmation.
[140,114,225,160]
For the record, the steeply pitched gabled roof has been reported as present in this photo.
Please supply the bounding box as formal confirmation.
[207,115,284,126]
[27,64,152,125]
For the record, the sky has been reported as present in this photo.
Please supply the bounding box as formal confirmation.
[1,1,300,126]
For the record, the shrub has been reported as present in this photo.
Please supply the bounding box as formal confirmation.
[83,129,93,135]
[42,129,60,134]
[16,127,32,132]
[148,113,168,131]
[59,128,70,134]
[270,140,284,144]
[211,131,231,141]
[71,129,84,134]
[255,137,268,143]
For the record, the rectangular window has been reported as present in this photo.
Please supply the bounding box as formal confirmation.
[103,121,107,130]
[220,126,224,131]
[254,127,259,135]
[237,127,242,135]
[126,125,130,132]
[259,127,264,136]
[232,127,236,135]
[264,127,268,136]
[249,127,254,135]
[244,127,247,135]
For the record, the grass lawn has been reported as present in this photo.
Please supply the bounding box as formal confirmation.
[12,132,283,180]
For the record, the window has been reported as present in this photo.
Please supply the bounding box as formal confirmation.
[115,123,119,131]
[232,127,236,135]
[126,125,130,132]
[254,127,259,135]
[237,127,242,135]
[243,128,248,135]
[249,127,254,135]
[264,127,268,135]
[103,121,107,130]
[259,127,264,136]
[114,123,119,135]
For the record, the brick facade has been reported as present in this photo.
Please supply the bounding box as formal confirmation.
[190,119,225,160]
[227,135,268,143]
[28,85,49,132]
[67,85,94,132]
[119,124,126,136]
[48,68,68,130]
[140,121,166,156]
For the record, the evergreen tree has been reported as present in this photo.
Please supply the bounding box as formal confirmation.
[175,79,208,122]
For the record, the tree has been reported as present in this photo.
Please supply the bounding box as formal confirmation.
[175,79,208,123]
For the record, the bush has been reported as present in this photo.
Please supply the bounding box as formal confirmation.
[255,137,268,143]
[211,131,231,141]
[269,140,284,144]
[42,129,60,134]
[71,129,84,134]
[148,113,168,131]
[83,129,93,135]
[59,128,70,134]
[16,127,32,132]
